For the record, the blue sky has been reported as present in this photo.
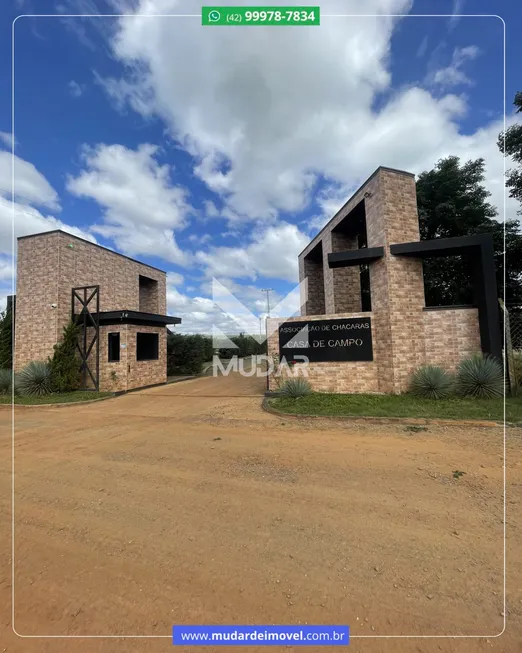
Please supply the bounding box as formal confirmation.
[0,0,520,333]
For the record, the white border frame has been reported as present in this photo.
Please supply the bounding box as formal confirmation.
[10,11,507,640]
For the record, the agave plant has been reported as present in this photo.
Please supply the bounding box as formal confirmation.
[279,377,312,398]
[409,365,454,400]
[0,368,14,395]
[17,361,52,397]
[456,354,504,399]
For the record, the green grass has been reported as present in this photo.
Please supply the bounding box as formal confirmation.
[0,391,113,405]
[270,392,522,423]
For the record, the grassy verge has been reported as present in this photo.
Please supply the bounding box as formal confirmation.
[0,391,113,405]
[270,393,522,423]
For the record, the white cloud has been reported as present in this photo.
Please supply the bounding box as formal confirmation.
[0,132,16,149]
[167,270,184,286]
[429,45,479,88]
[0,149,94,261]
[416,35,428,58]
[188,232,211,245]
[203,199,219,218]
[307,182,356,234]
[101,0,411,222]
[68,80,85,98]
[0,150,61,210]
[0,195,96,259]
[0,255,13,283]
[56,1,115,51]
[449,0,464,30]
[0,142,90,313]
[445,115,519,222]
[166,272,306,336]
[195,222,309,283]
[94,71,157,117]
[166,274,292,335]
[66,143,192,264]
[166,284,233,335]
[95,0,513,233]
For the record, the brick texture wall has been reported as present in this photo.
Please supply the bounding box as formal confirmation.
[126,325,167,391]
[15,231,169,392]
[267,314,379,394]
[423,308,481,370]
[15,232,61,369]
[366,170,426,393]
[299,255,325,315]
[323,231,362,314]
[294,167,482,395]
[91,325,167,393]
[139,277,160,313]
[268,309,481,394]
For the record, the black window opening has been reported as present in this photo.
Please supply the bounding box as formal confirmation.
[108,332,120,362]
[136,332,159,361]
[422,255,475,308]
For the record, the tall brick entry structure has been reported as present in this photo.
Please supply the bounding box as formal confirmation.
[14,231,180,393]
[268,166,501,394]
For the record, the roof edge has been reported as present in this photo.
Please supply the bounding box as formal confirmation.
[17,229,167,275]
[298,166,415,258]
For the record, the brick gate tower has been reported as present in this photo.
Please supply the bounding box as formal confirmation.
[14,230,181,393]
[267,166,501,394]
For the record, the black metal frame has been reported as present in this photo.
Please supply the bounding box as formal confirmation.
[326,233,502,362]
[390,234,502,361]
[92,310,181,327]
[71,285,100,391]
[328,246,385,268]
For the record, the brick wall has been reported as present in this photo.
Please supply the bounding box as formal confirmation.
[423,308,481,370]
[330,231,361,313]
[366,170,426,393]
[84,324,168,393]
[321,231,361,313]
[15,231,168,392]
[299,255,325,315]
[268,309,481,395]
[98,326,128,392]
[267,314,379,394]
[14,232,61,369]
[294,167,482,395]
[298,168,426,393]
[139,276,160,313]
[126,325,167,390]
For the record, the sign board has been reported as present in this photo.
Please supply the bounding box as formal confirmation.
[278,317,373,363]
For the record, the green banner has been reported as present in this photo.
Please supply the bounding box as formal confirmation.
[202,6,320,26]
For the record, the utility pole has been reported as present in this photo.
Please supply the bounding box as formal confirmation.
[261,288,273,393]
[261,288,273,317]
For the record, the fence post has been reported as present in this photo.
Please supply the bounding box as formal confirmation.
[499,299,517,395]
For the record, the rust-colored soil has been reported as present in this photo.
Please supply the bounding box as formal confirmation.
[1,372,521,652]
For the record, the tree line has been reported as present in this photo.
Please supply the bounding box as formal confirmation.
[167,332,266,376]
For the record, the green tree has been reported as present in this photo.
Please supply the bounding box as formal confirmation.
[416,156,522,306]
[0,304,13,369]
[228,333,267,357]
[498,90,522,214]
[48,321,81,392]
[167,333,210,375]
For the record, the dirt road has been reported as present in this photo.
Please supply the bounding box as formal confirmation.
[1,372,520,652]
